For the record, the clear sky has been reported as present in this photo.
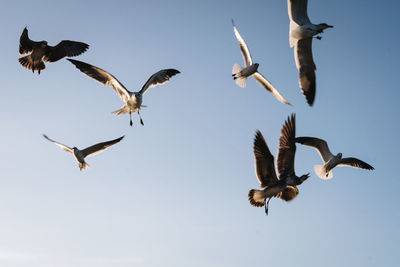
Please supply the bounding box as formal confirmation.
[0,0,399,266]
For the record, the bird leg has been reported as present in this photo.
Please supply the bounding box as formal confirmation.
[138,110,144,126]
[129,113,133,126]
[265,198,271,215]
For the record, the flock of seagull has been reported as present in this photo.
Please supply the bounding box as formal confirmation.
[18,0,374,215]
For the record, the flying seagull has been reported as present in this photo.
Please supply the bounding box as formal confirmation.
[287,0,333,105]
[43,134,124,170]
[68,59,180,126]
[248,114,309,215]
[18,27,89,74]
[231,20,291,105]
[295,136,374,179]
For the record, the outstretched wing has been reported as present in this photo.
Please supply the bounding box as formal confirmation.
[19,27,35,55]
[252,72,291,105]
[295,136,333,163]
[139,69,180,95]
[287,0,311,25]
[277,114,296,178]
[232,19,252,67]
[44,40,89,62]
[338,157,374,170]
[43,134,73,154]
[253,130,279,188]
[67,59,131,102]
[295,38,316,106]
[81,136,124,158]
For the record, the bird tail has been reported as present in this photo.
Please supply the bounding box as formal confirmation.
[314,164,333,180]
[248,189,266,207]
[111,105,130,116]
[79,162,90,171]
[232,63,247,88]
[18,55,45,74]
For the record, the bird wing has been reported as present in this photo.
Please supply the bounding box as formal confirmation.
[253,130,279,188]
[287,0,311,25]
[277,114,297,178]
[43,134,73,154]
[280,185,299,201]
[81,136,124,158]
[67,59,131,102]
[139,69,180,95]
[19,27,35,55]
[338,157,374,170]
[294,38,316,105]
[232,20,253,67]
[252,72,291,105]
[44,40,89,62]
[295,136,333,163]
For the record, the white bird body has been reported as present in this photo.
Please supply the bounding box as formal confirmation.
[289,21,321,47]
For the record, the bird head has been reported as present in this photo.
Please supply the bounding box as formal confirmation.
[337,153,342,159]
[319,23,333,29]
[298,173,310,184]
[254,63,259,70]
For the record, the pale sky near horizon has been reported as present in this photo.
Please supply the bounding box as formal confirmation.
[0,0,399,267]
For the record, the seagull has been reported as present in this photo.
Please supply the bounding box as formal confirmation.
[18,27,89,74]
[43,134,124,170]
[248,114,309,215]
[67,59,180,126]
[287,0,333,105]
[295,136,374,179]
[231,20,291,105]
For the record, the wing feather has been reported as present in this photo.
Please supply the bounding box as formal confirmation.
[44,40,89,62]
[43,134,73,154]
[252,72,291,105]
[139,69,180,95]
[19,27,34,55]
[67,59,131,102]
[253,131,279,188]
[232,20,252,67]
[295,136,333,162]
[338,158,374,170]
[81,136,124,158]
[287,0,311,25]
[277,114,296,178]
[295,38,316,105]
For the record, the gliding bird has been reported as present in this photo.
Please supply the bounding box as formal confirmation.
[43,134,124,170]
[248,114,309,215]
[68,59,180,126]
[18,27,89,74]
[231,20,291,105]
[287,0,333,105]
[295,136,374,179]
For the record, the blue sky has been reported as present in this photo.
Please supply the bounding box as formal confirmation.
[0,0,399,266]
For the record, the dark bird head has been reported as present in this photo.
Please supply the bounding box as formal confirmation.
[40,41,48,47]
[337,153,342,159]
[254,63,259,70]
[319,23,333,29]
[297,173,310,185]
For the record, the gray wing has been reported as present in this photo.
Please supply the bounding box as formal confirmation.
[253,130,279,188]
[277,114,296,178]
[43,134,73,154]
[232,20,252,67]
[67,59,131,102]
[19,27,35,54]
[294,38,316,106]
[139,69,180,95]
[287,0,311,25]
[295,136,333,163]
[338,158,374,170]
[44,41,89,62]
[81,136,124,158]
[252,72,291,105]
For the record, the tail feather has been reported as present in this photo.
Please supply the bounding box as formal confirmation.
[314,164,333,179]
[79,162,90,171]
[112,105,130,116]
[248,189,266,207]
[18,55,45,73]
[232,63,247,88]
